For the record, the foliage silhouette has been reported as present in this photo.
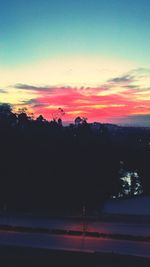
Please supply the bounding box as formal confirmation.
[0,104,149,214]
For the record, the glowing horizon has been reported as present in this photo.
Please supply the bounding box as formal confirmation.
[1,65,150,125]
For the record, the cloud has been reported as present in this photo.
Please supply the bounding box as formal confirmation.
[11,75,150,123]
[109,75,133,84]
[3,67,150,125]
[0,89,7,93]
[14,84,52,92]
[129,68,150,78]
[109,68,150,88]
[21,99,49,108]
[107,68,150,104]
[14,84,75,96]
[14,85,135,121]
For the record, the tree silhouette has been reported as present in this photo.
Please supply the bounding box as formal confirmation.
[51,108,65,122]
[0,104,148,214]
[74,116,82,125]
[0,103,17,127]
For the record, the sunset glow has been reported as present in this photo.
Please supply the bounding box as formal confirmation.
[1,0,150,125]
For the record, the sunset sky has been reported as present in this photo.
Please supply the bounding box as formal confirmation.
[1,0,150,125]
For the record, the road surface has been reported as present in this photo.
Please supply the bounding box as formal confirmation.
[0,230,150,258]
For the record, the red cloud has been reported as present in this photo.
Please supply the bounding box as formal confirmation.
[14,84,150,123]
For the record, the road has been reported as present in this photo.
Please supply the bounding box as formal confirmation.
[0,230,150,258]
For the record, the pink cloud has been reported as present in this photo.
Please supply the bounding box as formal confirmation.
[13,68,150,124]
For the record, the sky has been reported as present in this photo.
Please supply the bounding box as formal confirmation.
[1,0,150,125]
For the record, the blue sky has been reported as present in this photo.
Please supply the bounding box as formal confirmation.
[1,0,150,66]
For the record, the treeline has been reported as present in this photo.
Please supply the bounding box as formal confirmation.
[0,104,150,214]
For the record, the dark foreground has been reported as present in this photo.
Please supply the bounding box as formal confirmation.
[0,246,150,267]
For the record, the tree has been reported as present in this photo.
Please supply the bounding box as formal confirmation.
[17,108,31,128]
[74,116,82,125]
[58,118,62,126]
[51,108,65,122]
[0,103,12,115]
[0,103,16,127]
[36,115,46,123]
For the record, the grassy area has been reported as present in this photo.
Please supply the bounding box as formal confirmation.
[0,246,149,267]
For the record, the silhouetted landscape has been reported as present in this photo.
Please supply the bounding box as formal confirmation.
[0,104,150,266]
[1,0,150,265]
[0,103,149,215]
